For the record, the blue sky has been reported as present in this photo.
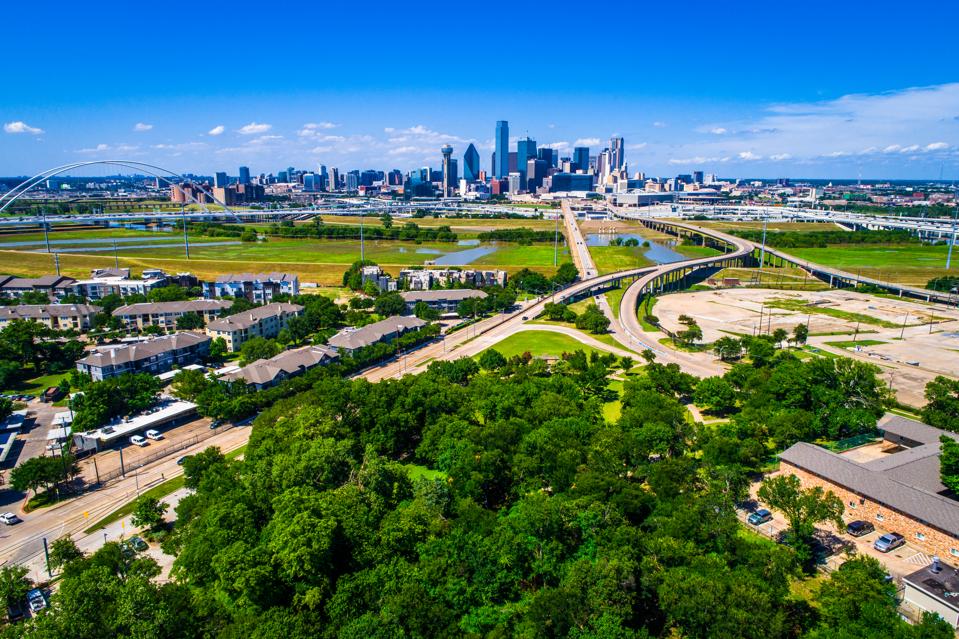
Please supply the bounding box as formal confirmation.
[2,0,959,179]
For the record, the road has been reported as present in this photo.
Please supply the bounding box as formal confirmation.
[561,200,598,278]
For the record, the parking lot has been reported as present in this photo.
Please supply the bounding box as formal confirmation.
[742,490,933,580]
[75,413,217,484]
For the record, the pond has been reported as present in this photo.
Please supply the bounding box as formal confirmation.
[585,232,686,264]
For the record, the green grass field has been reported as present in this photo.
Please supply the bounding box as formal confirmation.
[403,463,448,481]
[765,297,900,328]
[590,246,655,274]
[483,330,601,359]
[2,370,69,396]
[786,244,954,287]
[823,339,887,349]
[604,286,627,319]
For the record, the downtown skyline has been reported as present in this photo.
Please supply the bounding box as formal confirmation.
[2,0,959,179]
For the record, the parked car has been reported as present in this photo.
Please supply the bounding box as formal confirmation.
[846,520,875,537]
[0,512,21,525]
[747,509,773,526]
[145,429,163,441]
[874,532,906,552]
[130,435,148,447]
[26,589,46,614]
[128,536,148,552]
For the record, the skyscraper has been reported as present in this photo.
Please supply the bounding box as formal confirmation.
[573,147,590,173]
[517,137,537,169]
[328,168,339,191]
[441,145,454,197]
[238,166,250,185]
[610,137,625,170]
[537,147,556,168]
[463,143,480,182]
[495,121,509,179]
[214,171,228,188]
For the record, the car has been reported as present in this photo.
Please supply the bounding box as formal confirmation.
[210,419,223,429]
[176,455,191,466]
[846,520,875,537]
[130,435,148,447]
[26,589,46,614]
[522,316,529,320]
[145,429,163,441]
[0,512,21,525]
[747,509,773,525]
[128,535,148,552]
[873,532,906,552]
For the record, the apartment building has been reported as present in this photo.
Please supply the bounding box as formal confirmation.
[399,289,486,315]
[327,315,426,356]
[75,332,210,381]
[220,344,339,390]
[205,302,303,351]
[202,273,299,303]
[0,275,78,299]
[0,304,98,331]
[112,299,233,331]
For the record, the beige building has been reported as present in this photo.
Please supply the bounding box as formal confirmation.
[205,302,303,352]
[0,304,98,331]
[220,344,339,390]
[779,415,959,562]
[113,300,233,331]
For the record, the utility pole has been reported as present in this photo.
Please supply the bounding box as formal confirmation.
[360,210,365,262]
[900,312,909,340]
[182,210,190,259]
[758,210,768,275]
[113,240,119,269]
[947,188,958,270]
[553,210,559,266]
[53,252,60,275]
[42,208,51,253]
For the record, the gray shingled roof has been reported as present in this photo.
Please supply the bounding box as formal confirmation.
[780,431,959,537]
[879,413,951,446]
[221,344,339,385]
[76,332,210,367]
[0,304,96,320]
[113,300,233,316]
[214,272,296,283]
[327,315,426,351]
[399,289,487,303]
[206,303,303,332]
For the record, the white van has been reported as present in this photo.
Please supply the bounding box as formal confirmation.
[145,429,163,441]
[130,435,148,447]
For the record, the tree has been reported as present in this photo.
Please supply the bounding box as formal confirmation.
[574,304,610,334]
[543,302,576,322]
[172,369,210,401]
[176,312,205,330]
[380,213,393,229]
[675,314,703,345]
[49,536,84,570]
[771,328,788,348]
[342,260,379,291]
[923,376,959,431]
[792,323,809,346]
[240,229,257,242]
[209,337,228,361]
[747,338,776,367]
[758,473,844,567]
[694,376,738,415]
[478,348,507,371]
[9,455,68,495]
[552,262,579,286]
[940,436,959,494]
[713,336,743,362]
[239,337,281,366]
[374,292,406,317]
[131,495,169,531]
[181,446,227,490]
[147,285,191,302]
[413,301,440,321]
[0,566,31,616]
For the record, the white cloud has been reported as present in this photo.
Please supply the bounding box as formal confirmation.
[574,137,600,147]
[899,144,920,153]
[543,141,570,151]
[925,141,949,151]
[133,122,153,132]
[4,121,44,135]
[626,142,647,150]
[208,125,225,136]
[389,146,421,155]
[652,121,667,128]
[709,127,727,135]
[76,142,140,154]
[738,151,762,160]
[298,122,338,137]
[769,153,792,161]
[238,122,272,135]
